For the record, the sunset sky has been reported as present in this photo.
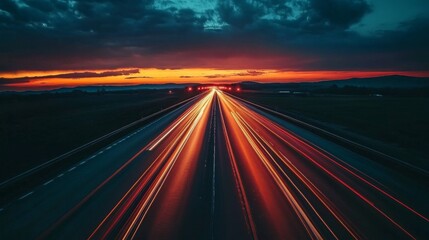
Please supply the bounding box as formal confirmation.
[1,0,428,91]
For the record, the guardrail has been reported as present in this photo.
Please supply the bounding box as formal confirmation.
[0,93,203,200]
[227,92,429,179]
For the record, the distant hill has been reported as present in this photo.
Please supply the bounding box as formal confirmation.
[239,75,429,90]
[240,81,262,85]
[3,75,428,95]
[2,83,191,95]
[315,75,429,88]
[50,83,190,93]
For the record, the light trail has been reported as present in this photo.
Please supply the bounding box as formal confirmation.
[215,90,427,239]
[217,95,259,240]
[88,90,215,239]
[15,88,425,239]
[39,91,213,239]
[90,89,426,239]
[231,110,324,240]
[122,90,214,239]
[232,95,429,223]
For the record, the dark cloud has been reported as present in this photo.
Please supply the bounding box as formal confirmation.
[52,69,140,78]
[0,69,140,85]
[0,0,427,73]
[125,76,153,79]
[236,70,266,76]
[305,0,371,29]
[216,0,370,30]
[217,0,265,28]
[0,77,30,85]
[204,70,267,78]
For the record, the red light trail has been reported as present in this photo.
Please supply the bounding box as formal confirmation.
[84,89,427,239]
[1,89,427,239]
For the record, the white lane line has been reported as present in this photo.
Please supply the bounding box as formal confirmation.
[19,191,33,200]
[211,107,217,238]
[106,146,112,150]
[43,179,54,186]
[99,151,104,154]
[68,167,76,172]
[90,155,97,159]
[79,161,86,165]
[57,173,64,178]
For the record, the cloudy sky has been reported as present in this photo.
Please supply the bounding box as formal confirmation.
[0,0,428,90]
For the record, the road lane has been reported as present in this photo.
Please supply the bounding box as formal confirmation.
[218,91,320,239]
[0,92,211,239]
[86,90,215,239]
[128,90,215,239]
[1,88,427,239]
[216,90,428,239]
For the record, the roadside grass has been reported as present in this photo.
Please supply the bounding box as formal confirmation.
[238,92,429,167]
[0,90,196,180]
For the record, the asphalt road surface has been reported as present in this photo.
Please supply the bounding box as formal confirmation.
[1,89,428,239]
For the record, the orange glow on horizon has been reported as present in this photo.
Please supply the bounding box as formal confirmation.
[1,68,428,91]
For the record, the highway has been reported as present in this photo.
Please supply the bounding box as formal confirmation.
[1,89,428,239]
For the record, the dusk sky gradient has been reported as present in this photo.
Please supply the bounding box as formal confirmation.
[0,0,428,90]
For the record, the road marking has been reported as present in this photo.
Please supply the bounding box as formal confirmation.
[99,151,104,154]
[211,102,217,240]
[68,167,76,172]
[106,146,112,150]
[43,179,54,186]
[79,161,86,165]
[57,173,64,178]
[19,191,33,200]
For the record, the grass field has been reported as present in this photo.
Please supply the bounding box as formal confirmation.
[238,92,429,167]
[0,90,197,181]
